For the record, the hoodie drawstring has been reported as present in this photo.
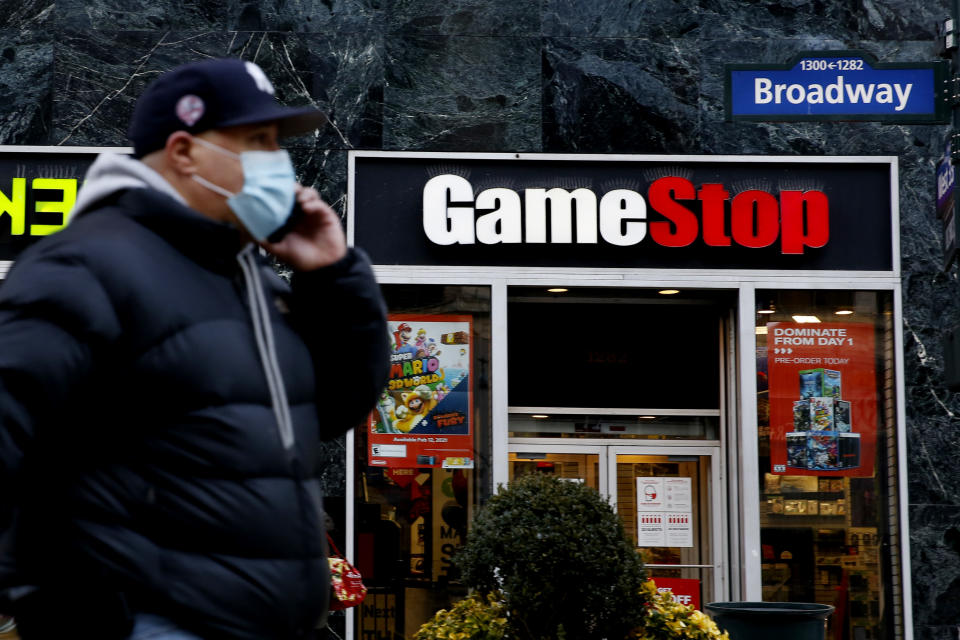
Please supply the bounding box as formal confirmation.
[237,245,295,451]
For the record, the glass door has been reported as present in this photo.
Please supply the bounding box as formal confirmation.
[507,443,725,608]
[608,446,724,608]
[508,444,607,495]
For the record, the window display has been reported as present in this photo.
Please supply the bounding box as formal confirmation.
[507,287,726,410]
[353,285,491,638]
[369,314,474,469]
[756,290,899,640]
[768,322,876,475]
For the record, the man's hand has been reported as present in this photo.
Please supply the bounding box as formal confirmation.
[262,185,348,271]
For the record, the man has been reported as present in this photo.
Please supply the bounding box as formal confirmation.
[0,59,389,639]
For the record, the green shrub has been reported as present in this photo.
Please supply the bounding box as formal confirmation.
[414,592,508,640]
[631,579,729,639]
[455,473,647,640]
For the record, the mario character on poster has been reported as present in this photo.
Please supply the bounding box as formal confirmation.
[767,322,877,477]
[369,315,473,469]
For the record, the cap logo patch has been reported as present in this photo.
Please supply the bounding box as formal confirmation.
[245,61,275,95]
[175,94,205,126]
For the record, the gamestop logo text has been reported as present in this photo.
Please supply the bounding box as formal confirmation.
[422,174,829,254]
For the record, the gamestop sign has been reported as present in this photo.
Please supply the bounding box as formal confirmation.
[351,153,895,271]
[422,175,827,255]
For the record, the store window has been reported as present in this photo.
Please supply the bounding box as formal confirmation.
[352,285,491,638]
[755,290,900,640]
[507,287,728,440]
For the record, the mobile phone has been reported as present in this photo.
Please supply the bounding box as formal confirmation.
[267,200,305,243]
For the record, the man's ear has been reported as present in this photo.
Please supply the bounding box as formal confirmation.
[164,131,197,176]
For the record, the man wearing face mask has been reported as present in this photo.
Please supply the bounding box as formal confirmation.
[0,59,389,640]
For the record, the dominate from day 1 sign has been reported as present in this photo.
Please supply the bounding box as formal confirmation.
[766,322,877,478]
[725,50,947,123]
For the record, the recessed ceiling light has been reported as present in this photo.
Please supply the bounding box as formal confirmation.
[531,414,550,419]
[835,309,854,315]
[658,289,680,295]
[638,415,657,420]
[757,309,775,314]
[547,288,568,293]
[792,315,821,323]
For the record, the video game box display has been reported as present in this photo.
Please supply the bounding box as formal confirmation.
[786,368,860,471]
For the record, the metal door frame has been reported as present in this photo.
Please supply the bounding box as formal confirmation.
[505,441,726,601]
[607,444,726,602]
[508,443,609,496]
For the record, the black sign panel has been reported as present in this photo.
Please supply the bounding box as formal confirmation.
[351,154,894,271]
[0,149,107,261]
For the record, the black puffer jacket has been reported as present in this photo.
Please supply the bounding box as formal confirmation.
[0,156,389,639]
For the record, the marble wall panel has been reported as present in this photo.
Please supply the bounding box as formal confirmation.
[52,30,381,149]
[54,0,382,33]
[542,0,700,39]
[283,32,385,151]
[910,505,960,638]
[697,0,860,40]
[542,37,700,153]
[906,386,960,505]
[382,34,539,151]
[54,30,189,147]
[0,0,52,30]
[0,29,52,145]
[855,0,950,40]
[291,147,349,214]
[387,0,539,36]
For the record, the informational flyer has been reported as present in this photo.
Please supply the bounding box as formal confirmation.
[637,477,694,548]
[665,513,693,547]
[368,314,473,469]
[638,513,666,547]
[767,322,877,477]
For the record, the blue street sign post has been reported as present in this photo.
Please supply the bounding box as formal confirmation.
[725,50,949,123]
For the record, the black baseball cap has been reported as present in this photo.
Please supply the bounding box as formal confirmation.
[128,58,327,158]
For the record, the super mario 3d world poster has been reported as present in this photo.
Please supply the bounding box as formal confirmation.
[368,315,473,469]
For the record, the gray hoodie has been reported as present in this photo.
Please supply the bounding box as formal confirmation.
[71,153,188,219]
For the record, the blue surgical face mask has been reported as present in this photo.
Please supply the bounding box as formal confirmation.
[191,137,296,241]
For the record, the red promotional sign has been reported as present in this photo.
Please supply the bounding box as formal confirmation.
[768,322,877,477]
[368,314,474,469]
[653,578,701,610]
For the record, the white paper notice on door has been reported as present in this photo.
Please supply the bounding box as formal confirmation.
[665,513,693,547]
[637,478,665,510]
[663,478,692,512]
[638,513,666,546]
[636,477,694,548]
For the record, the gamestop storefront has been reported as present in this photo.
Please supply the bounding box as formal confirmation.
[346,152,909,640]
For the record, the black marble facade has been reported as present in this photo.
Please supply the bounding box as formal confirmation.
[0,0,956,636]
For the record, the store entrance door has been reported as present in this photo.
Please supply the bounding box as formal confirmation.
[609,446,723,608]
[508,444,724,607]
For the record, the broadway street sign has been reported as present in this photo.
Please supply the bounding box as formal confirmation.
[725,50,949,123]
